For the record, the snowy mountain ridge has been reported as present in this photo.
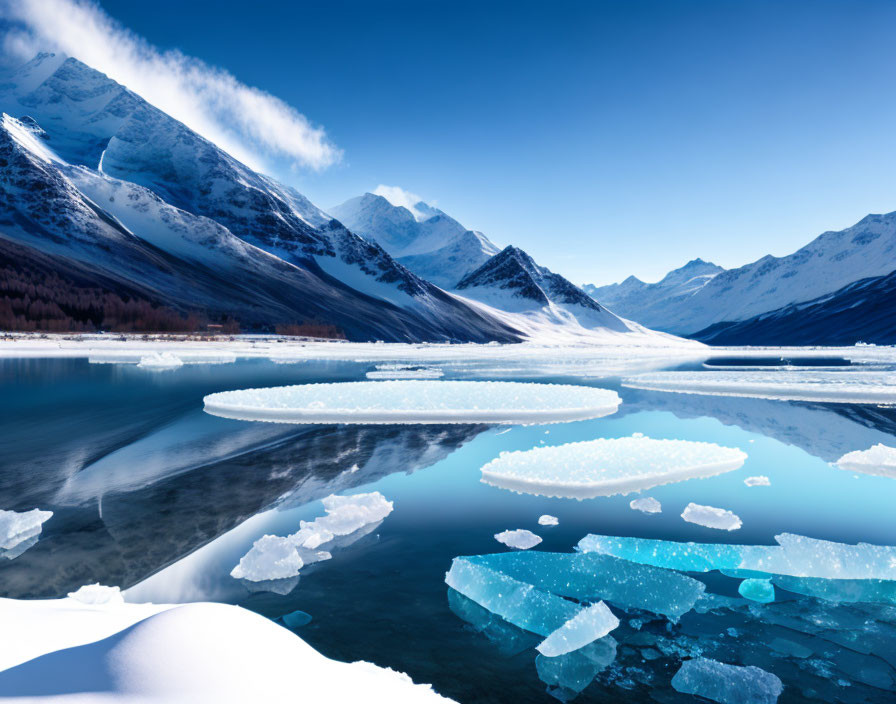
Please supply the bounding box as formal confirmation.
[329,193,500,288]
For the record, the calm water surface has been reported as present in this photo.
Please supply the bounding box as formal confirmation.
[1,357,895,703]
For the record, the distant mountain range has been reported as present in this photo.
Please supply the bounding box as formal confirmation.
[585,214,896,344]
[0,52,686,346]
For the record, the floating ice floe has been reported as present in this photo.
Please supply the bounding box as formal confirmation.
[835,444,896,478]
[629,496,661,514]
[480,436,746,499]
[671,658,783,704]
[204,381,621,424]
[137,351,184,369]
[577,532,896,582]
[538,515,559,526]
[366,364,444,380]
[0,508,52,557]
[231,492,393,581]
[622,370,896,404]
[495,529,542,550]
[744,475,770,487]
[681,503,742,531]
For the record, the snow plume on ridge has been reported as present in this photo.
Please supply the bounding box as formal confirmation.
[374,185,429,220]
[1,0,341,172]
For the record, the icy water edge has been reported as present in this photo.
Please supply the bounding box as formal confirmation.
[1,356,895,703]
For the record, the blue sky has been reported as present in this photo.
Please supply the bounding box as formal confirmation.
[24,1,896,284]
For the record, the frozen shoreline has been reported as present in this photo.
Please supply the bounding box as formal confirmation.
[1,333,893,364]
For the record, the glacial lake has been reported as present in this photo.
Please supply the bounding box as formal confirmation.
[2,356,895,703]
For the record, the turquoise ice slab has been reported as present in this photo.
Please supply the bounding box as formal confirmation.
[577,533,896,581]
[445,551,706,628]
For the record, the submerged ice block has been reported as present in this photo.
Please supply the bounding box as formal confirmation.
[671,658,783,704]
[535,637,617,700]
[480,436,746,499]
[204,380,621,424]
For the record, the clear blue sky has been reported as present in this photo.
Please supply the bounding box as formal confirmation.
[95,0,896,284]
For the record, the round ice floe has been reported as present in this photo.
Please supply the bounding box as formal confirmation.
[203,381,621,425]
[622,370,896,404]
[480,436,746,499]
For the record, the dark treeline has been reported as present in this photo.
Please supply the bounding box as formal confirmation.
[0,241,346,337]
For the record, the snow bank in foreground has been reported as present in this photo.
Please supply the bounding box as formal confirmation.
[0,508,52,554]
[495,529,542,550]
[204,380,621,425]
[0,598,452,702]
[232,492,393,581]
[622,370,896,404]
[480,436,746,499]
[137,351,183,369]
[836,443,896,478]
[681,503,742,531]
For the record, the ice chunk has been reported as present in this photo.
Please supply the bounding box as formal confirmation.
[623,370,896,404]
[480,436,746,499]
[671,658,783,704]
[231,535,304,582]
[577,533,896,580]
[137,352,183,369]
[366,365,444,379]
[281,610,312,628]
[738,578,775,603]
[0,508,53,551]
[495,529,542,550]
[232,492,393,581]
[835,444,896,478]
[681,503,742,531]
[535,638,617,700]
[629,496,661,514]
[536,601,619,657]
[538,515,559,526]
[744,475,770,487]
[446,552,705,623]
[204,380,621,424]
[67,584,124,606]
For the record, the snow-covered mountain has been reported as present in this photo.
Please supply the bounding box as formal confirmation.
[329,193,499,288]
[0,53,520,342]
[694,268,896,345]
[588,212,896,342]
[583,258,724,328]
[453,245,692,344]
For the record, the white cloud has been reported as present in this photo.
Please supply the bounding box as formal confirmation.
[373,184,429,219]
[1,0,341,172]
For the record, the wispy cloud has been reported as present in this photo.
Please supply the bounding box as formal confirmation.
[2,0,341,172]
[373,184,430,219]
